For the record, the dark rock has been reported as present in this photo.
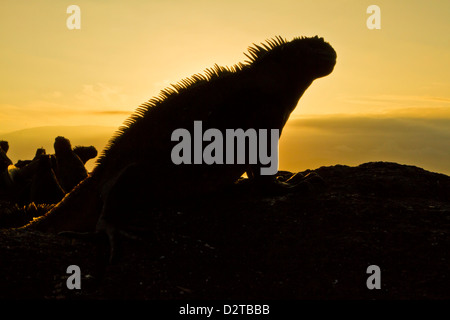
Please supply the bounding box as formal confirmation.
[0,161,449,299]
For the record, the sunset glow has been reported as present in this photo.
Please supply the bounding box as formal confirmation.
[1,0,449,173]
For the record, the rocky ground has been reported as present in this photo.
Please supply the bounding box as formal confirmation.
[0,161,449,300]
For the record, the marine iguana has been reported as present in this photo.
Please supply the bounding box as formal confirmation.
[24,36,337,258]
[14,147,47,168]
[30,154,65,204]
[73,145,98,166]
[53,136,88,193]
[0,146,12,171]
[0,141,10,155]
[0,142,13,198]
[2,138,88,204]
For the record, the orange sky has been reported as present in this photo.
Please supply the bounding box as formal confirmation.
[1,0,449,173]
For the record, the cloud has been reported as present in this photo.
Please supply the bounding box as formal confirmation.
[339,94,450,111]
[279,115,450,175]
[75,83,130,109]
[42,91,63,99]
[89,110,133,116]
[0,83,136,132]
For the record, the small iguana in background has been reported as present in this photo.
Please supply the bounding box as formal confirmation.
[23,36,337,259]
[53,136,88,193]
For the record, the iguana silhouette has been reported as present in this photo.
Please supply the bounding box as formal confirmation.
[0,141,13,198]
[24,36,337,259]
[53,136,88,193]
[73,145,98,165]
[0,141,10,155]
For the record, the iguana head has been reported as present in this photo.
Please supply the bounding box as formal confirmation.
[0,141,13,172]
[0,141,9,154]
[246,35,336,83]
[54,136,73,156]
[287,36,336,79]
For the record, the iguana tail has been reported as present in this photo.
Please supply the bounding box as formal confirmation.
[22,175,101,233]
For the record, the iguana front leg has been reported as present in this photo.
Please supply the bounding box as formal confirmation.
[96,163,142,263]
